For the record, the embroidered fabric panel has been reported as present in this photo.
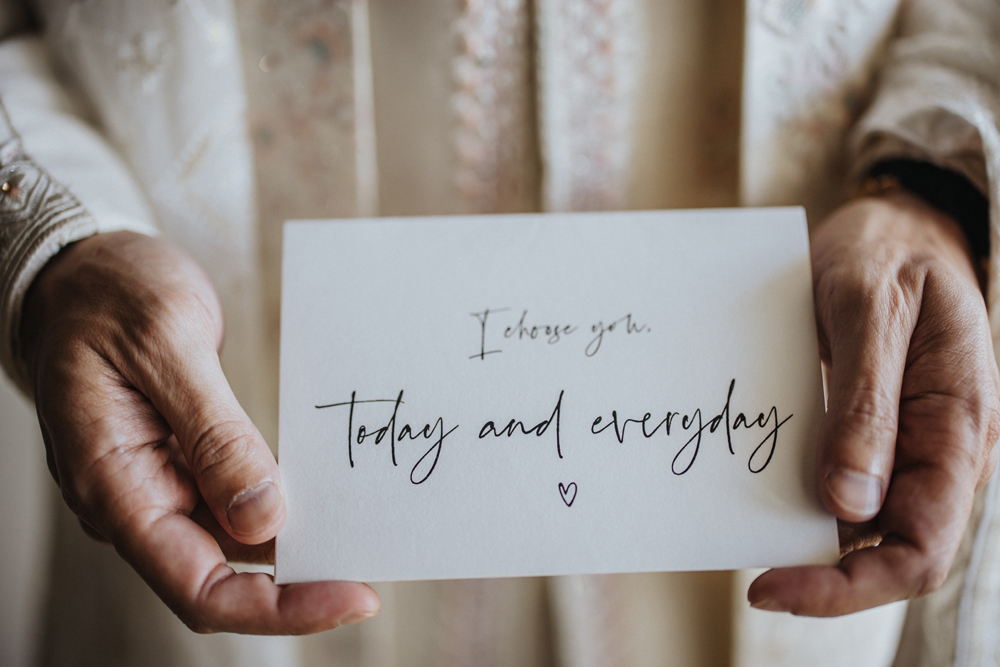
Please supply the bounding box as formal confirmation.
[532,3,640,663]
[451,0,538,214]
[0,102,97,391]
[536,0,639,212]
[239,0,376,224]
[741,0,901,221]
[237,0,377,412]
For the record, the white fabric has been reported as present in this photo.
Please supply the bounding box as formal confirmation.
[0,34,158,392]
[36,0,270,436]
[2,0,999,665]
[742,0,902,223]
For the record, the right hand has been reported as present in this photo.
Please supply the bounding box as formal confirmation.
[748,193,1000,616]
[20,230,380,633]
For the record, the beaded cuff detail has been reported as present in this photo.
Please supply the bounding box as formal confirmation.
[0,102,98,393]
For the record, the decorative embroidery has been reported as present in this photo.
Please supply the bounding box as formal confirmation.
[237,0,375,358]
[743,0,899,216]
[0,103,96,389]
[0,143,89,252]
[451,0,538,214]
[240,0,364,222]
[536,0,638,212]
[761,0,815,35]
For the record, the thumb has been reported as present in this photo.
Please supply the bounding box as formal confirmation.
[144,338,285,545]
[817,293,914,523]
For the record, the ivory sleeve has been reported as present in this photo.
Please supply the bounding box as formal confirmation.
[851,0,1000,196]
[0,28,158,393]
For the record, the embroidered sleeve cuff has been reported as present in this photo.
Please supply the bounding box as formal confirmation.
[0,133,157,395]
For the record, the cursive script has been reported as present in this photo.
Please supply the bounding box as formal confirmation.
[470,307,649,360]
[478,390,565,459]
[316,380,791,489]
[589,379,792,475]
[316,391,459,484]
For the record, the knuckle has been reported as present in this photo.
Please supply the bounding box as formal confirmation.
[986,402,1000,448]
[178,563,240,634]
[58,455,120,536]
[189,419,258,479]
[914,558,951,598]
[981,452,997,487]
[952,386,1000,486]
[838,385,898,439]
[818,271,870,325]
[157,296,200,341]
[818,256,921,336]
[59,479,111,542]
[897,532,958,599]
[157,286,211,333]
[56,456,106,517]
[979,408,999,486]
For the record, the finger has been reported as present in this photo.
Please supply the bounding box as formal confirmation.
[128,436,275,563]
[54,235,285,546]
[32,340,175,516]
[750,287,995,615]
[156,355,284,546]
[38,347,373,634]
[119,508,380,634]
[189,501,275,564]
[118,319,285,546]
[159,438,274,563]
[814,267,920,522]
[749,394,977,615]
[748,547,927,617]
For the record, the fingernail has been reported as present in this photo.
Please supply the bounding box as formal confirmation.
[750,598,789,612]
[826,469,883,520]
[227,482,283,536]
[340,608,380,626]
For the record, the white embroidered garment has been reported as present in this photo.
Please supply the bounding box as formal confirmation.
[1,0,999,665]
[0,31,159,391]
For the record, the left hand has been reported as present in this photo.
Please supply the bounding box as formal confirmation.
[748,191,1000,616]
[20,231,380,633]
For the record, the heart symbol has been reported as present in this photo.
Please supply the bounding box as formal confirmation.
[558,482,577,507]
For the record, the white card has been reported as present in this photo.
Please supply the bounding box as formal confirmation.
[276,208,838,584]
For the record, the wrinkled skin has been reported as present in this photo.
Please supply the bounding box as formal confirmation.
[20,231,379,634]
[19,191,1000,631]
[749,192,1000,616]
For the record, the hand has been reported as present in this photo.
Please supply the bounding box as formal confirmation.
[748,192,1000,616]
[20,231,380,633]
